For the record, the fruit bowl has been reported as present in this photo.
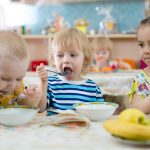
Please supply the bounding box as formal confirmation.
[74,102,118,122]
[0,105,38,127]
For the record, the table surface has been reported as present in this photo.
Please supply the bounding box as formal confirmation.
[24,70,140,96]
[0,115,147,150]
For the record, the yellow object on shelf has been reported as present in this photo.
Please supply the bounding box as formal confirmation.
[75,18,88,33]
[76,25,88,33]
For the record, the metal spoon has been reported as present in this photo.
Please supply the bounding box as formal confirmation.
[34,65,68,76]
[9,97,18,105]
[46,69,68,76]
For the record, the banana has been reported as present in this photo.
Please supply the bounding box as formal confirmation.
[103,119,150,140]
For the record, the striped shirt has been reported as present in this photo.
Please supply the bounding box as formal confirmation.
[47,75,104,115]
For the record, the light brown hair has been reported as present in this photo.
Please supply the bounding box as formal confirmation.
[49,28,92,74]
[91,37,113,59]
[0,31,29,60]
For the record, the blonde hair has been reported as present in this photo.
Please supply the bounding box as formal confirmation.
[0,31,29,60]
[49,28,92,74]
[91,37,113,59]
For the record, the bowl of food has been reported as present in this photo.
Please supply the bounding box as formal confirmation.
[74,102,118,122]
[0,105,38,127]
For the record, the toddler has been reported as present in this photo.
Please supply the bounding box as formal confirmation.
[0,31,41,108]
[129,16,150,114]
[36,28,104,115]
[91,37,131,72]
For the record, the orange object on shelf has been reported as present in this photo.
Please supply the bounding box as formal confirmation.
[115,59,136,69]
[100,66,114,72]
[90,66,115,73]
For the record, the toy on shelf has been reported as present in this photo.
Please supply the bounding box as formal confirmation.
[75,19,89,34]
[41,13,70,35]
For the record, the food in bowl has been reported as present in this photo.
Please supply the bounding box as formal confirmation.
[74,102,118,122]
[0,105,38,126]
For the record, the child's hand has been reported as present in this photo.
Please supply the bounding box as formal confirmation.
[117,60,131,70]
[22,84,42,108]
[36,63,48,83]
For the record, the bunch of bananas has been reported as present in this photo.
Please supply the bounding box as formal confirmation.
[103,108,150,140]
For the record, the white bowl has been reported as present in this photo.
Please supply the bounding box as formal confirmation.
[0,107,38,126]
[74,102,118,122]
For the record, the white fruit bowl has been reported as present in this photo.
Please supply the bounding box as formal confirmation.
[0,106,38,127]
[74,102,118,122]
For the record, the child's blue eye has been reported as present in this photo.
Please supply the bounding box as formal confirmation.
[96,51,100,55]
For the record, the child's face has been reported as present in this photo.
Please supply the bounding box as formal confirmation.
[138,26,150,66]
[0,57,29,95]
[53,48,85,80]
[94,49,110,63]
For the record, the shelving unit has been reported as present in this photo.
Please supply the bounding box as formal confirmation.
[23,34,136,39]
[23,34,139,70]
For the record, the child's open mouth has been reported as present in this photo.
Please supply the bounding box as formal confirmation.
[63,67,72,76]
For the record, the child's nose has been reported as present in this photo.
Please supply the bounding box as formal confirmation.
[63,55,70,63]
[143,45,150,53]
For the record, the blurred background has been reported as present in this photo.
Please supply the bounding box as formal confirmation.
[1,0,149,112]
[0,0,146,34]
[0,0,149,70]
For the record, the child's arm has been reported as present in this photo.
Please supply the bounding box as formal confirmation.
[117,60,131,70]
[36,63,48,112]
[14,81,41,108]
[96,85,105,102]
[129,71,150,114]
[131,94,150,114]
[18,84,41,108]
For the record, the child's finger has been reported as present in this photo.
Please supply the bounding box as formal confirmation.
[36,63,45,71]
[38,71,48,77]
[36,67,48,78]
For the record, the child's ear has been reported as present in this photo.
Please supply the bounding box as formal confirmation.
[83,58,88,67]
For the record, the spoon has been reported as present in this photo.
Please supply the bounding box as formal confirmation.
[34,65,68,76]
[9,97,18,105]
[46,68,68,76]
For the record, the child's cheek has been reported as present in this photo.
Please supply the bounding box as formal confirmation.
[0,81,7,90]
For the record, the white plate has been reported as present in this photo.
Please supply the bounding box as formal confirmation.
[113,136,150,146]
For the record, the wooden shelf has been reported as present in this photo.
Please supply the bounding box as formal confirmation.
[23,35,48,39]
[23,34,136,39]
[87,34,136,39]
